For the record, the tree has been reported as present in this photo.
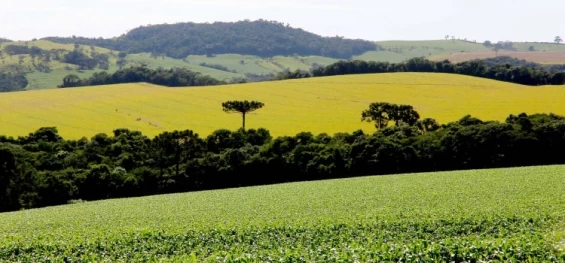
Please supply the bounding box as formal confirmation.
[361,102,395,129]
[116,58,127,70]
[222,100,265,130]
[483,40,492,47]
[555,36,563,44]
[393,105,420,126]
[528,46,535,52]
[416,118,440,133]
[445,35,450,40]
[0,147,18,211]
[362,102,421,129]
[60,74,81,88]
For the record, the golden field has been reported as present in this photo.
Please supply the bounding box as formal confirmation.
[1,73,565,139]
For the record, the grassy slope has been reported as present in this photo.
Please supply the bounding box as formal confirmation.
[186,54,339,75]
[126,53,244,80]
[429,51,565,64]
[0,41,340,89]
[2,73,565,139]
[4,40,565,90]
[0,40,120,89]
[355,40,492,63]
[1,165,564,261]
[355,40,565,63]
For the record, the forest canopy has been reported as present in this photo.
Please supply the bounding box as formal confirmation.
[2,110,565,212]
[43,20,378,59]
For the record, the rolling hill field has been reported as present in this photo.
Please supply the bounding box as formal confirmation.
[0,40,340,90]
[359,40,565,64]
[430,50,565,64]
[2,73,565,139]
[1,165,564,261]
[4,39,565,91]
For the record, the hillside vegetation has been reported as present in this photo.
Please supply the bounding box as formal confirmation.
[0,40,341,90]
[431,51,565,64]
[1,165,564,261]
[44,20,378,59]
[359,40,565,63]
[2,73,565,139]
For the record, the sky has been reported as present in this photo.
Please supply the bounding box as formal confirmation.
[1,0,563,42]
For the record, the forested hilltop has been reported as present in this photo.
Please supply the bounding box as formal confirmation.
[44,20,378,59]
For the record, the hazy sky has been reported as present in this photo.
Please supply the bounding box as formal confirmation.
[1,0,563,42]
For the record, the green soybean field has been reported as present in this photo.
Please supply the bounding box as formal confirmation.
[1,165,565,262]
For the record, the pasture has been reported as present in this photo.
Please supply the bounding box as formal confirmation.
[357,40,565,63]
[430,50,565,64]
[2,73,565,139]
[0,165,564,261]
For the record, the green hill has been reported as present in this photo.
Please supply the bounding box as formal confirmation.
[5,24,565,91]
[1,165,564,261]
[43,20,377,59]
[355,40,565,63]
[0,40,341,90]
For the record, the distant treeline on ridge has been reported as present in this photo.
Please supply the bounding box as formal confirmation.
[59,67,224,88]
[277,57,565,86]
[43,20,378,59]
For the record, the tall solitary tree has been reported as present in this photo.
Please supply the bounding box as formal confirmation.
[555,36,563,44]
[222,100,264,130]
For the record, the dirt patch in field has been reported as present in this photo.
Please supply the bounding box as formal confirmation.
[430,51,565,64]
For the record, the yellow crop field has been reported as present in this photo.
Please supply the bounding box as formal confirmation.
[1,73,565,139]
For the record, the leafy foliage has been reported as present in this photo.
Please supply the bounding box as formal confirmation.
[0,72,28,92]
[62,48,108,70]
[43,20,378,59]
[361,102,420,128]
[480,56,540,68]
[198,62,236,73]
[3,110,565,214]
[222,100,265,129]
[58,66,225,88]
[296,58,565,86]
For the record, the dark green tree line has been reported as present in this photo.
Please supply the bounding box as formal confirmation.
[0,72,28,92]
[58,66,224,88]
[274,58,565,86]
[2,105,565,212]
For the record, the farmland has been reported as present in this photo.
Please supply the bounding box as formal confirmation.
[362,40,565,63]
[4,39,565,91]
[1,165,564,261]
[2,73,565,139]
[0,40,340,90]
[430,50,565,64]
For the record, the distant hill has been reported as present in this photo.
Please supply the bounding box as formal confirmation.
[44,20,378,59]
